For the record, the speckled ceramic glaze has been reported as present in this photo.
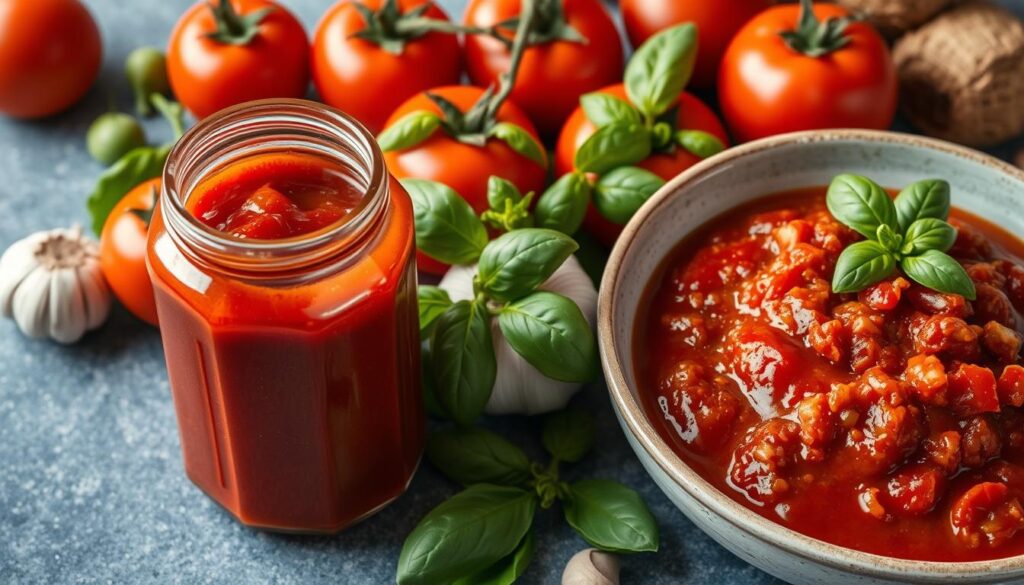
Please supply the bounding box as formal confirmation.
[599,130,1024,584]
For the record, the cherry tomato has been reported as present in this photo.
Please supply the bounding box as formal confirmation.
[0,0,101,119]
[620,0,769,90]
[555,84,728,247]
[382,85,547,274]
[718,2,897,143]
[100,179,161,326]
[312,0,462,134]
[462,0,623,138]
[168,0,310,119]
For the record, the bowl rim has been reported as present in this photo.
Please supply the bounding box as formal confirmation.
[598,129,1024,579]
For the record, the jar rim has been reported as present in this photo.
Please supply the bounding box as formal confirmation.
[160,98,389,274]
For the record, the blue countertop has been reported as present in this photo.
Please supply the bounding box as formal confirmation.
[1,1,1022,583]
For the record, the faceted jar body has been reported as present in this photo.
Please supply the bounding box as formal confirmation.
[146,100,423,533]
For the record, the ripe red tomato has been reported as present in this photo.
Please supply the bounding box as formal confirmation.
[312,0,462,134]
[168,0,310,119]
[620,0,769,89]
[719,2,897,143]
[0,0,101,118]
[555,84,728,247]
[100,179,161,326]
[462,0,623,138]
[382,85,547,274]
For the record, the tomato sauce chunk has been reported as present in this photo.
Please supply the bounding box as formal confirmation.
[636,188,1024,561]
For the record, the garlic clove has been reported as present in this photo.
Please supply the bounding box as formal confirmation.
[562,548,620,585]
[0,233,47,317]
[49,267,87,344]
[78,259,111,330]
[12,266,52,339]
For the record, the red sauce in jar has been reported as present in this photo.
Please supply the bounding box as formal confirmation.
[148,105,422,534]
[636,188,1024,561]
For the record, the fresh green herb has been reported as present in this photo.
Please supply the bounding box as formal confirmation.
[431,300,497,427]
[480,178,534,233]
[827,175,975,299]
[417,286,453,340]
[403,179,489,265]
[574,123,651,174]
[398,411,659,584]
[476,229,578,302]
[675,129,726,159]
[533,172,592,236]
[498,292,596,382]
[624,23,697,119]
[592,166,665,225]
[378,111,443,151]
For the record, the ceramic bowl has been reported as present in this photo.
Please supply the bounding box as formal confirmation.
[598,130,1024,584]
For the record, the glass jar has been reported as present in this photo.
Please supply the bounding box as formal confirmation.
[147,99,423,533]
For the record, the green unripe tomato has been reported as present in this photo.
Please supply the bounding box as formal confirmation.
[86,113,146,166]
[126,47,170,116]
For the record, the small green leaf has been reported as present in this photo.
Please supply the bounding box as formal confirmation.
[498,291,596,383]
[535,172,592,235]
[477,229,579,302]
[675,129,725,159]
[580,93,642,128]
[826,174,898,240]
[427,427,532,487]
[542,409,596,463]
[487,176,523,211]
[564,480,659,553]
[831,240,896,293]
[876,223,901,252]
[418,286,452,340]
[624,23,697,118]
[421,344,447,420]
[396,485,537,585]
[453,530,535,585]
[403,178,488,265]
[377,111,442,151]
[902,249,977,300]
[87,144,170,235]
[894,179,951,232]
[431,300,496,427]
[593,166,665,225]
[901,218,957,256]
[489,123,547,168]
[574,123,651,175]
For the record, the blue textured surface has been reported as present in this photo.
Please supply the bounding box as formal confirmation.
[1,1,1023,584]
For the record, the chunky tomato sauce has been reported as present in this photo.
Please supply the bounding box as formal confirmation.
[635,188,1024,561]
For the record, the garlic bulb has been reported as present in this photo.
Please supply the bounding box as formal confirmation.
[439,254,597,415]
[562,548,620,585]
[0,226,111,344]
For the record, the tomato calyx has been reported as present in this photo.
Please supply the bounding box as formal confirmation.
[352,0,508,55]
[501,0,586,46]
[205,0,274,46]
[779,0,860,58]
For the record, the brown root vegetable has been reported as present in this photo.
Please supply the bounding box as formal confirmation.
[893,2,1024,147]
[836,0,954,36]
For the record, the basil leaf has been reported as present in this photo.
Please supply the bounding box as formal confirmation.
[901,218,957,256]
[498,291,596,383]
[403,178,488,265]
[593,166,665,225]
[431,300,496,427]
[87,144,170,235]
[454,530,534,585]
[377,111,441,152]
[427,427,532,487]
[624,23,697,118]
[487,176,523,211]
[489,122,547,168]
[675,129,725,159]
[895,179,951,232]
[396,485,537,585]
[580,93,641,128]
[902,249,977,300]
[832,240,896,294]
[574,123,651,175]
[477,229,579,302]
[564,480,659,553]
[421,343,447,419]
[826,174,898,240]
[535,172,592,235]
[876,224,901,252]
[542,409,596,463]
[418,286,452,340]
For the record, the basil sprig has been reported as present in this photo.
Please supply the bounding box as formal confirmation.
[406,177,598,425]
[827,174,976,299]
[398,410,659,584]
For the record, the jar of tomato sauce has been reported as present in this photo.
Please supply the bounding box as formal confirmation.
[147,100,423,533]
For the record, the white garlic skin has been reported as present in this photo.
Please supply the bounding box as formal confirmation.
[439,254,597,416]
[0,227,111,344]
[562,548,621,585]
